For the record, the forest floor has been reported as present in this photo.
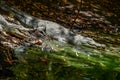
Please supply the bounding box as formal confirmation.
[4,0,120,47]
[0,0,120,80]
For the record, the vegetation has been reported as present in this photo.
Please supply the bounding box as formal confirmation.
[0,0,120,80]
[11,46,120,80]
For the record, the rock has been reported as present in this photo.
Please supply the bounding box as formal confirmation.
[0,13,32,39]
[0,14,9,26]
[0,3,105,50]
[14,46,25,54]
[84,77,90,80]
[2,6,104,47]
[0,24,3,31]
[41,41,55,52]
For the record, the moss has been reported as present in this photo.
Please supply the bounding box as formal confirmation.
[10,46,120,80]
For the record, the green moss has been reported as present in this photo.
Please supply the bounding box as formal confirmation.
[11,46,120,80]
